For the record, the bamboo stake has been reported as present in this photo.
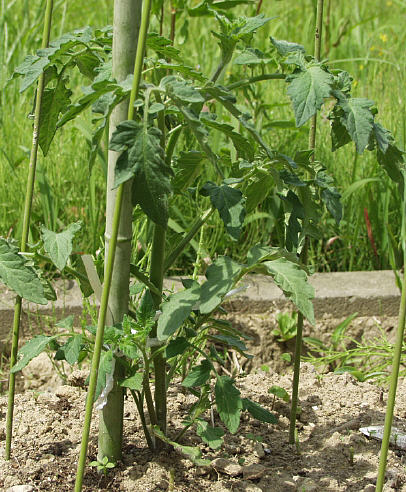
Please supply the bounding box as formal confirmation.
[74,1,152,490]
[289,0,324,445]
[5,0,54,460]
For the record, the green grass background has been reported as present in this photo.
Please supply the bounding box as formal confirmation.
[0,0,404,273]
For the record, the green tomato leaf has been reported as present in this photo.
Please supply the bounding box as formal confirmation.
[377,143,405,185]
[315,170,342,224]
[0,238,47,304]
[165,337,190,358]
[286,64,334,127]
[55,334,83,365]
[11,335,59,373]
[39,76,72,156]
[245,172,274,212]
[119,373,143,391]
[157,282,201,341]
[215,375,242,434]
[182,359,212,387]
[199,256,242,314]
[337,97,374,154]
[329,107,352,151]
[268,385,290,402]
[41,221,82,271]
[146,32,182,62]
[242,398,278,423]
[270,36,305,56]
[261,258,315,324]
[234,48,271,65]
[201,182,246,240]
[110,120,173,227]
[161,75,205,103]
[172,150,205,192]
[373,122,392,153]
[152,426,211,466]
[196,420,225,450]
[200,113,254,160]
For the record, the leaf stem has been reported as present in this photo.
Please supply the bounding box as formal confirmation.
[5,0,54,461]
[376,172,406,491]
[288,0,324,446]
[164,208,214,272]
[74,1,152,490]
[226,73,286,91]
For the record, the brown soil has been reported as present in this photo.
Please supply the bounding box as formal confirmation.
[1,313,405,492]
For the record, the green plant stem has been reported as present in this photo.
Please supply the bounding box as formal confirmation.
[130,389,154,450]
[150,224,167,436]
[288,242,308,445]
[75,1,150,490]
[226,73,286,91]
[164,208,214,272]
[376,173,406,491]
[289,0,324,446]
[5,0,54,461]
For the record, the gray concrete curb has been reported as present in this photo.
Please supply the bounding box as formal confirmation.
[0,270,400,351]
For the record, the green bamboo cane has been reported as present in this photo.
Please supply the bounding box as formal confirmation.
[289,0,324,445]
[97,0,142,464]
[74,1,152,490]
[376,172,406,491]
[5,0,54,461]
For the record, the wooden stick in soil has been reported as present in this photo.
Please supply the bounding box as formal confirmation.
[97,0,141,465]
[376,172,406,491]
[74,1,152,490]
[5,0,54,461]
[289,0,324,445]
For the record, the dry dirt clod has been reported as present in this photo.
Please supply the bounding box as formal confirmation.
[253,441,265,458]
[211,458,243,477]
[6,486,35,492]
[363,486,376,492]
[242,463,266,480]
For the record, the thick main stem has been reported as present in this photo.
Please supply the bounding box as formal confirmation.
[288,0,324,445]
[98,0,142,464]
[376,173,406,491]
[5,0,54,461]
[75,1,150,490]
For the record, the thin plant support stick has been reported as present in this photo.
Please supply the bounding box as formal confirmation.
[376,173,406,491]
[5,0,54,461]
[98,0,142,464]
[289,0,324,445]
[74,1,152,490]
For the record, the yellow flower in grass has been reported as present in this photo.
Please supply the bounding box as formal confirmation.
[386,0,392,5]
[379,33,388,43]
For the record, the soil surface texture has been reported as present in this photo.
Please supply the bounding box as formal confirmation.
[1,313,405,491]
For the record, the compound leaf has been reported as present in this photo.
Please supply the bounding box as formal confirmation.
[0,238,47,304]
[110,120,173,227]
[199,256,242,314]
[337,97,374,154]
[196,420,225,450]
[39,76,72,156]
[182,359,212,387]
[261,258,314,324]
[157,282,200,341]
[215,375,242,434]
[11,335,59,373]
[287,64,334,127]
[41,221,82,271]
[201,181,246,240]
[242,398,278,423]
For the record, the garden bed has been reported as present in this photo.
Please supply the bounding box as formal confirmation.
[1,314,406,491]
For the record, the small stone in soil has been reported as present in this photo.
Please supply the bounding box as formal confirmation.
[242,463,266,480]
[211,458,242,477]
